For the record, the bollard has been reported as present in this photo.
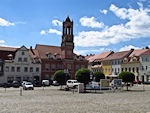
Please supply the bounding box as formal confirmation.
[20,87,22,96]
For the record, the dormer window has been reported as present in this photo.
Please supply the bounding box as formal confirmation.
[34,58,40,63]
[46,52,52,59]
[132,57,137,62]
[56,54,60,59]
[123,58,128,63]
[79,55,83,61]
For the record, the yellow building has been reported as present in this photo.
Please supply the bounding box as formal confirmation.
[101,60,112,76]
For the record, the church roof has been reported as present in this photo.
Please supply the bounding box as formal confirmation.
[65,16,71,22]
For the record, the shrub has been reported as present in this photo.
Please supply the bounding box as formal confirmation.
[93,72,105,82]
[75,68,91,86]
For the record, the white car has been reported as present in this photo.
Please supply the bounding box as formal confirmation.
[23,82,34,90]
[66,80,80,88]
[42,80,50,86]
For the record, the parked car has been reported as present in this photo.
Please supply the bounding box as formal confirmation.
[53,81,59,86]
[42,80,50,86]
[66,80,80,88]
[23,82,34,90]
[12,81,20,88]
[3,83,12,88]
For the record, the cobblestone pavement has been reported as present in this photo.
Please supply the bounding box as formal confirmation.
[0,85,150,113]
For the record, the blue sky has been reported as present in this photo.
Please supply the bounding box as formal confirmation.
[0,0,150,55]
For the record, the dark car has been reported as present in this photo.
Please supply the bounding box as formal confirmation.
[3,83,12,88]
[12,81,20,88]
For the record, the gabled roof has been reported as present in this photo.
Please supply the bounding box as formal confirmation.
[131,49,149,56]
[0,46,18,51]
[35,44,61,59]
[87,51,113,62]
[102,50,132,61]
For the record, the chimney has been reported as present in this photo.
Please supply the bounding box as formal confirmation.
[30,46,35,55]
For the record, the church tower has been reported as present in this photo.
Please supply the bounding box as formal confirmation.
[61,16,74,59]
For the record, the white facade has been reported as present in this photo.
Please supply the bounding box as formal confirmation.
[2,46,41,83]
[111,59,122,76]
[139,54,150,82]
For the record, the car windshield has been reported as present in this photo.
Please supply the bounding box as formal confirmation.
[74,81,78,83]
[26,83,32,85]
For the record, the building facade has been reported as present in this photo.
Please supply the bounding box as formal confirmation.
[1,46,41,84]
[121,49,147,81]
[139,49,150,82]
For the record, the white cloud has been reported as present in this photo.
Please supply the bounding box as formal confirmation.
[0,40,5,43]
[40,30,46,35]
[75,4,150,47]
[80,16,104,28]
[48,29,62,35]
[0,44,19,48]
[0,18,15,26]
[52,19,62,26]
[74,48,106,55]
[100,9,108,14]
[119,45,141,51]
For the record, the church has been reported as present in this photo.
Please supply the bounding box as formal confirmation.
[35,16,88,81]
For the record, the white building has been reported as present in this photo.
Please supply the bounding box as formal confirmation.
[3,46,41,84]
[139,49,150,82]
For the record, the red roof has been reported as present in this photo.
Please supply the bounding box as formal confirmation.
[132,49,149,56]
[87,51,113,62]
[103,50,132,61]
[35,44,61,59]
[29,49,41,63]
[0,46,18,51]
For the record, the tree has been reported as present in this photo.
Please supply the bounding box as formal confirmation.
[75,68,91,86]
[53,70,70,86]
[119,71,135,91]
[93,72,105,82]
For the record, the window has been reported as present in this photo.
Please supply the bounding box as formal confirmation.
[67,51,71,55]
[5,66,9,72]
[58,64,63,70]
[118,68,120,73]
[136,67,139,73]
[121,68,124,72]
[24,67,28,72]
[125,68,127,71]
[18,57,22,62]
[0,66,2,71]
[30,67,33,72]
[17,67,20,72]
[112,68,114,72]
[75,65,80,70]
[11,66,15,72]
[146,66,148,70]
[67,64,71,71]
[45,64,50,71]
[129,67,131,72]
[51,64,56,71]
[81,65,85,69]
[24,58,28,62]
[36,67,39,72]
[22,52,25,55]
[132,67,135,72]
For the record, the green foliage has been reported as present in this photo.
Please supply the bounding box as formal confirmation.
[119,71,135,83]
[75,68,91,85]
[93,72,105,82]
[53,70,70,85]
